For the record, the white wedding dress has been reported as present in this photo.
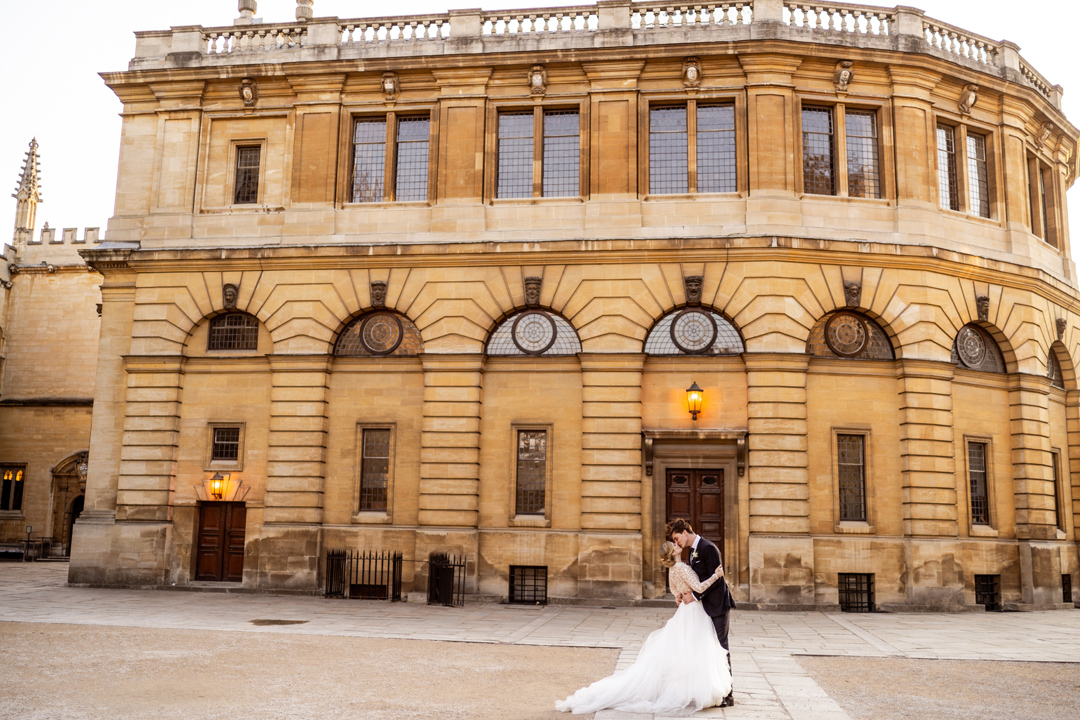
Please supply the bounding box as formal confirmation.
[555,562,732,716]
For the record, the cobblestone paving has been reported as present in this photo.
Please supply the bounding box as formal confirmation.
[2,563,1079,720]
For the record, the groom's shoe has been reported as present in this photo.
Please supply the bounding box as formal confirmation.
[720,694,735,707]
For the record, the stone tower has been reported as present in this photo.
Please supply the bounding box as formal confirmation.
[11,138,41,251]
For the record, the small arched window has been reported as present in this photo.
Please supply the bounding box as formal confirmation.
[487,310,581,356]
[807,311,894,360]
[207,313,259,351]
[950,323,1006,373]
[644,308,744,355]
[335,311,423,357]
[1047,351,1065,389]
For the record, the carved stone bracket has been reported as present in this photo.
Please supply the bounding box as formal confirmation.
[682,57,701,88]
[641,429,747,477]
[976,295,989,322]
[834,60,853,92]
[528,65,547,96]
[1037,122,1054,147]
[381,72,399,101]
[959,84,979,115]
[240,78,257,107]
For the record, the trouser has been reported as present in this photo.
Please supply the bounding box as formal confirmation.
[710,610,733,696]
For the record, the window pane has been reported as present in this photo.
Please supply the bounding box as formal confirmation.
[542,110,579,197]
[966,133,989,218]
[1053,452,1065,530]
[845,111,880,199]
[837,434,866,522]
[516,430,547,515]
[969,442,989,525]
[360,429,391,511]
[802,107,835,195]
[649,106,688,194]
[0,469,11,511]
[352,119,387,203]
[937,125,958,211]
[498,113,534,199]
[697,105,736,193]
[233,146,261,204]
[212,427,241,462]
[208,313,259,351]
[394,117,430,202]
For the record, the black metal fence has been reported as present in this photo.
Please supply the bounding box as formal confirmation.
[428,552,466,607]
[325,549,402,601]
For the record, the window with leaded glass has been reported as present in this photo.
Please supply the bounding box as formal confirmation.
[845,111,879,199]
[968,441,990,525]
[515,430,547,515]
[648,103,737,195]
[497,109,580,199]
[211,427,241,462]
[937,124,959,211]
[233,146,261,204]
[351,115,431,203]
[802,107,835,196]
[207,313,259,351]
[0,465,25,512]
[1028,154,1058,247]
[966,133,989,218]
[359,428,391,512]
[837,434,867,522]
[1052,450,1066,531]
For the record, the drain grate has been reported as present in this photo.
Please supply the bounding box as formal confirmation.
[249,619,309,626]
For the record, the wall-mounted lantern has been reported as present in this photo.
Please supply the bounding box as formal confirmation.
[686,381,703,422]
[196,473,249,503]
[209,472,227,500]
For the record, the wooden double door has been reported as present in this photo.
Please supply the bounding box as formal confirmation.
[666,468,725,563]
[195,502,246,582]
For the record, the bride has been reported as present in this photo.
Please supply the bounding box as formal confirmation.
[555,542,732,716]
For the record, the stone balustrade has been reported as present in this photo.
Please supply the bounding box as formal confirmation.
[129,1,1061,110]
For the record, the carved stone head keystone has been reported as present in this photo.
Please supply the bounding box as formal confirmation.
[223,283,239,310]
[844,283,861,308]
[684,276,703,306]
[370,280,387,308]
[1057,317,1067,341]
[524,276,542,307]
[976,295,990,322]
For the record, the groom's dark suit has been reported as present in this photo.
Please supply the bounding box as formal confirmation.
[689,536,735,694]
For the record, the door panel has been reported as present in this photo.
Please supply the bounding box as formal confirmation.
[665,468,725,565]
[196,502,247,582]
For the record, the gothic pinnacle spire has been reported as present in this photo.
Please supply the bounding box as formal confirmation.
[12,137,42,203]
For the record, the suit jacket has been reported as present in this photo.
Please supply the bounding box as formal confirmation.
[689,536,736,617]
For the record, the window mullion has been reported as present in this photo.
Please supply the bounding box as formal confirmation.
[687,101,698,194]
[533,107,544,198]
[955,125,970,214]
[384,113,397,202]
[835,104,848,197]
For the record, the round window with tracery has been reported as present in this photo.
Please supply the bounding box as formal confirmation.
[359,312,404,355]
[825,312,869,357]
[670,309,718,355]
[512,311,557,355]
[956,326,987,368]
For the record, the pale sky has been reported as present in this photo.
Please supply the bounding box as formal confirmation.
[2,0,1076,247]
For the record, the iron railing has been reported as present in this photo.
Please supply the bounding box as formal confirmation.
[324,549,402,601]
[428,552,466,607]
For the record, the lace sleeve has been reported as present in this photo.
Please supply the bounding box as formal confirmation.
[673,563,721,594]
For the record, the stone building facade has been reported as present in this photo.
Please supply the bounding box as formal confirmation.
[1,139,103,557]
[60,0,1080,610]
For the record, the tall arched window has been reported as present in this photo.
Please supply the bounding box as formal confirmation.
[950,323,1006,373]
[807,310,894,359]
[1048,349,1065,389]
[487,310,581,356]
[334,311,423,356]
[643,307,743,355]
[207,313,259,351]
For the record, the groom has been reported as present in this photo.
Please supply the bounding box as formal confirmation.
[669,518,735,708]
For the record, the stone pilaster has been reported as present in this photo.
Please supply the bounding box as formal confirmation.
[897,360,958,537]
[744,353,813,606]
[116,356,185,522]
[577,354,644,599]
[418,355,483,527]
[258,355,330,591]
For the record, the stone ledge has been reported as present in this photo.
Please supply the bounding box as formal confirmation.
[1002,601,1077,612]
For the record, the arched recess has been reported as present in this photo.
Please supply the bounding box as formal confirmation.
[50,450,88,557]
[1048,341,1074,390]
[643,306,744,356]
[486,309,582,356]
[184,311,273,357]
[334,311,424,357]
[951,323,1008,373]
[807,310,895,360]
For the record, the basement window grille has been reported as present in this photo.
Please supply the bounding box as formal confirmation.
[1064,574,1072,604]
[837,573,874,612]
[509,565,548,605]
[208,313,259,351]
[974,574,1001,611]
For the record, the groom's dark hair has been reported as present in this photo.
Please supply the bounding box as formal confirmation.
[667,518,693,536]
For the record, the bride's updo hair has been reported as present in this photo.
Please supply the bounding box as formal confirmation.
[659,541,679,568]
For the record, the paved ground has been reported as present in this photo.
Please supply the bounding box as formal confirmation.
[2,562,1079,720]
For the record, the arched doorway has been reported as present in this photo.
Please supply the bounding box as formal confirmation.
[50,451,88,556]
